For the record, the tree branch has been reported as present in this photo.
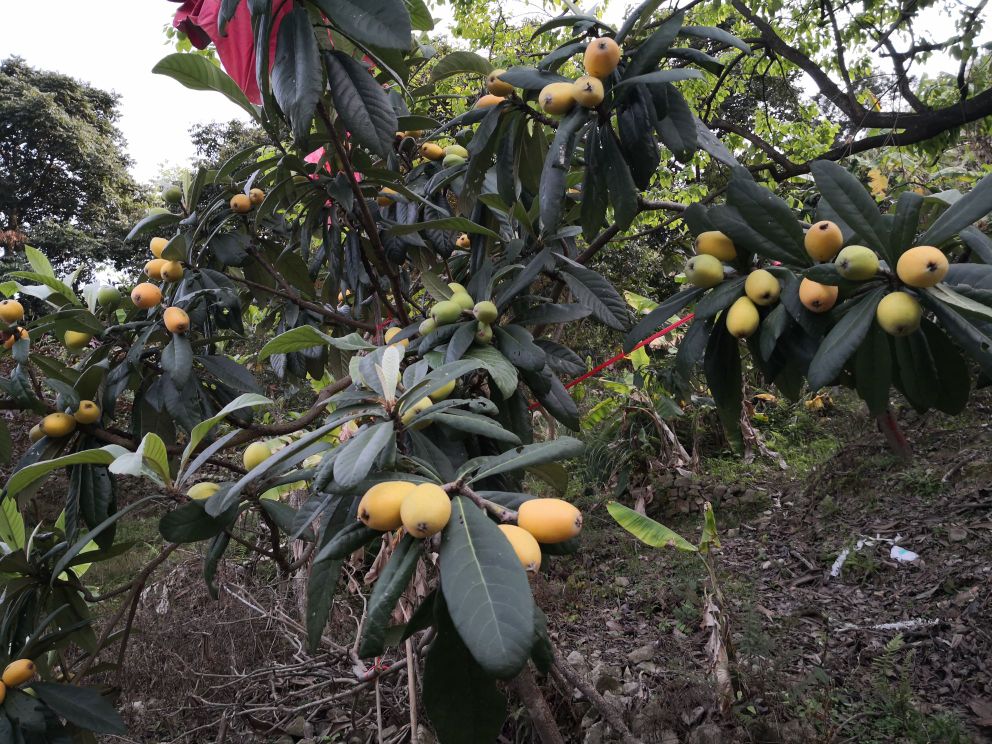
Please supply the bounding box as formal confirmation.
[317,103,410,326]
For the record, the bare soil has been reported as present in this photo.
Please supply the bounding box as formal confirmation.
[5,385,991,743]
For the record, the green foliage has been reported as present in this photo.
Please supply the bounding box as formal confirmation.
[1,0,991,739]
[0,57,147,273]
[631,164,992,447]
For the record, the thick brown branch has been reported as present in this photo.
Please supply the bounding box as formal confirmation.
[731,0,992,134]
[232,272,375,331]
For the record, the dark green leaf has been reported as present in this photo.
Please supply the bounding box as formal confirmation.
[919,172,992,246]
[693,116,740,167]
[678,25,750,52]
[888,191,923,263]
[694,277,744,319]
[358,534,421,657]
[921,319,969,414]
[533,372,580,430]
[807,289,883,390]
[703,320,742,451]
[757,303,791,361]
[218,0,242,33]
[958,227,992,265]
[540,108,590,236]
[613,68,702,91]
[617,86,659,191]
[623,287,704,351]
[656,84,696,161]
[600,125,638,231]
[203,531,230,599]
[324,51,398,158]
[709,204,805,266]
[439,496,534,678]
[615,0,664,43]
[531,14,613,37]
[311,0,411,50]
[162,334,193,388]
[272,10,322,141]
[580,126,608,240]
[534,339,586,376]
[727,172,807,265]
[159,501,231,543]
[463,436,583,483]
[196,355,262,393]
[434,411,522,444]
[514,303,591,326]
[893,332,938,412]
[497,66,569,90]
[51,496,155,581]
[623,11,684,79]
[674,317,709,380]
[313,520,380,562]
[332,422,393,487]
[422,598,507,743]
[557,258,629,330]
[809,160,888,254]
[307,497,352,650]
[32,683,125,734]
[854,323,892,415]
[152,53,257,119]
[428,51,493,82]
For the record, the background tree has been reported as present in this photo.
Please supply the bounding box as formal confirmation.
[0,57,147,273]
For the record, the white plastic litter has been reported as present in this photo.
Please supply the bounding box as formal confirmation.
[890,545,919,563]
[831,534,917,577]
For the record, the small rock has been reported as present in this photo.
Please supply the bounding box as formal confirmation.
[415,725,437,744]
[687,723,723,744]
[622,681,640,695]
[682,706,706,727]
[583,720,607,744]
[593,664,622,694]
[284,716,307,738]
[567,650,586,667]
[615,576,630,587]
[627,643,656,664]
[638,661,661,674]
[948,527,967,542]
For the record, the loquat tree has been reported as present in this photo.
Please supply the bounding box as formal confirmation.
[0,0,991,740]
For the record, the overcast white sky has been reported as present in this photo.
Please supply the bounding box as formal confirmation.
[1,1,983,186]
[1,2,256,185]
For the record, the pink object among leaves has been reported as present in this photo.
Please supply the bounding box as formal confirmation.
[169,0,292,104]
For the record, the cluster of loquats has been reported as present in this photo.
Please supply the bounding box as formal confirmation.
[417,282,500,347]
[186,441,273,501]
[132,235,193,333]
[683,220,951,342]
[0,658,38,703]
[357,481,581,574]
[28,400,104,443]
[229,186,266,214]
[803,219,946,336]
[0,298,28,351]
[538,38,619,116]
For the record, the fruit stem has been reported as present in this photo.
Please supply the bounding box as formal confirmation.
[443,482,518,522]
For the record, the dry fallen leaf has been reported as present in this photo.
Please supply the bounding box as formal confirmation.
[968,698,992,727]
